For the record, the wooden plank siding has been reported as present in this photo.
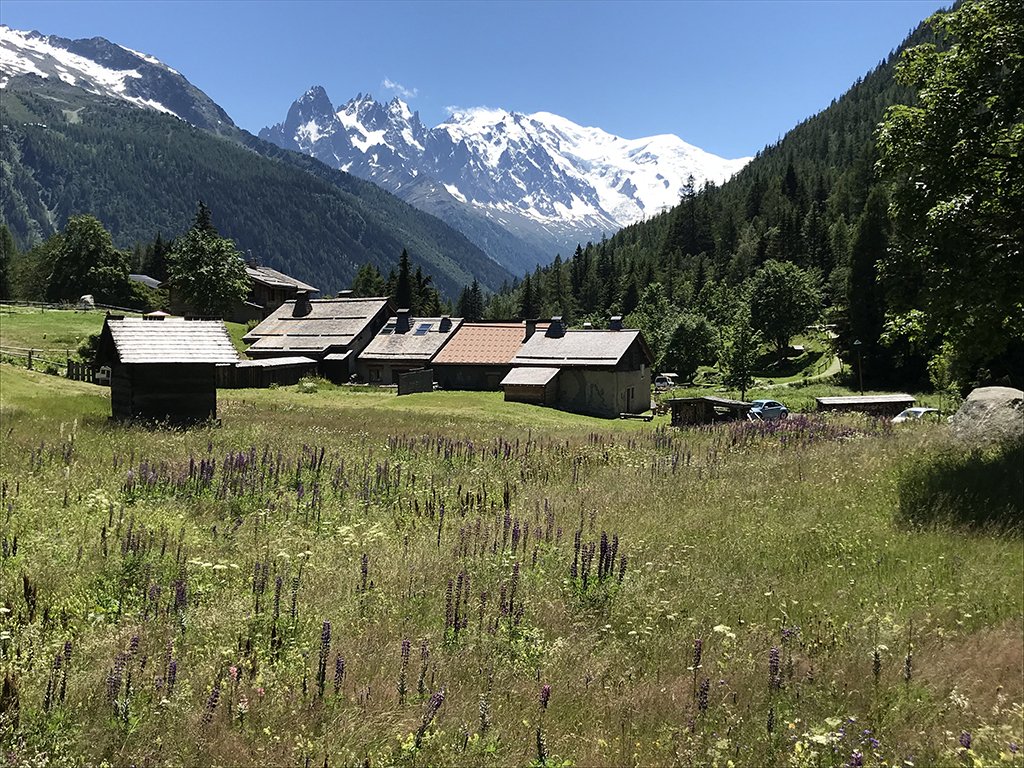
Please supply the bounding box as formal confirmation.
[111,363,218,423]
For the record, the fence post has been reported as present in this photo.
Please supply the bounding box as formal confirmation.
[27,350,33,370]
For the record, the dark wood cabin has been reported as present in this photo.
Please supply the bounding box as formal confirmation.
[815,394,915,417]
[96,316,239,423]
[668,396,753,426]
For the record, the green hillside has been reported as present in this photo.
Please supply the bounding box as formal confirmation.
[0,76,514,298]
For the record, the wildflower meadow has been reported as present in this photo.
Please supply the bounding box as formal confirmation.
[0,366,1020,767]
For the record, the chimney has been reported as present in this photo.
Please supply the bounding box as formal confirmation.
[247,256,259,268]
[395,308,412,334]
[292,291,312,317]
[545,316,565,338]
[336,290,353,298]
[524,318,537,342]
[439,316,452,332]
[609,315,623,331]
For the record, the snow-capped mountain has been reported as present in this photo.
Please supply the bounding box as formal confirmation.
[261,88,752,263]
[0,25,234,135]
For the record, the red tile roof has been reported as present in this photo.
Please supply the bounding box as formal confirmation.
[432,322,549,365]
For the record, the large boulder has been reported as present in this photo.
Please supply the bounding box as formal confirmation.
[949,386,1024,445]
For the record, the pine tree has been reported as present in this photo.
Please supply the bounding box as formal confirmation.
[395,249,413,309]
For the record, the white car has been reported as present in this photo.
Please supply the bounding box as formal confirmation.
[892,407,940,423]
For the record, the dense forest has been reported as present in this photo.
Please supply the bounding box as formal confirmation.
[0,77,513,298]
[472,1,1020,391]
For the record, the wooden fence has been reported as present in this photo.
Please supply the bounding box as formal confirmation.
[0,345,103,384]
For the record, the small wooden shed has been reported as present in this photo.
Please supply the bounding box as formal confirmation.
[815,394,915,417]
[96,316,239,423]
[668,396,753,426]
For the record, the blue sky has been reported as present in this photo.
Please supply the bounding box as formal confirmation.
[2,0,946,159]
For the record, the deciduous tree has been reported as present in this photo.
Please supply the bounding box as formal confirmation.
[877,0,1023,381]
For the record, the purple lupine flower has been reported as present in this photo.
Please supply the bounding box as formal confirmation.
[334,653,345,697]
[960,732,972,750]
[415,685,446,747]
[539,684,551,710]
[769,646,780,688]
[698,678,709,712]
[846,751,863,768]
[692,638,703,669]
[202,685,220,723]
[316,621,331,696]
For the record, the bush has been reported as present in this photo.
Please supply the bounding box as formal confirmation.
[896,437,1023,533]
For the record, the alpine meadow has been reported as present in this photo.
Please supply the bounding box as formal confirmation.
[0,0,1022,766]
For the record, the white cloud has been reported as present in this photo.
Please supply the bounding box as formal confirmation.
[382,78,417,100]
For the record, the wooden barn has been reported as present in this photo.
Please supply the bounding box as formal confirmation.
[668,396,753,426]
[243,295,393,382]
[502,317,654,419]
[432,321,549,391]
[356,310,462,385]
[815,394,915,417]
[96,316,239,423]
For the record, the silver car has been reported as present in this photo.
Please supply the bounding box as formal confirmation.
[748,399,788,420]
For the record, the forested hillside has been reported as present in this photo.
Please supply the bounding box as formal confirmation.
[0,77,514,298]
[478,5,1020,391]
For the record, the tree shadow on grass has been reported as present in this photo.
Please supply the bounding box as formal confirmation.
[896,437,1023,535]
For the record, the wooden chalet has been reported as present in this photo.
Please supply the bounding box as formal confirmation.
[357,310,463,385]
[164,260,319,323]
[242,295,392,382]
[96,316,239,423]
[815,394,915,417]
[502,317,654,418]
[243,261,319,320]
[668,396,753,426]
[431,321,549,391]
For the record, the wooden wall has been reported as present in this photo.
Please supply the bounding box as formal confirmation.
[111,363,218,423]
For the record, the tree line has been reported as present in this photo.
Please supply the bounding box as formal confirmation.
[457,0,1021,393]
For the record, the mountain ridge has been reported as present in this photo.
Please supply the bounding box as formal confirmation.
[260,88,752,267]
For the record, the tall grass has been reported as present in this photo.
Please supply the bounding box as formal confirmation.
[0,364,1021,767]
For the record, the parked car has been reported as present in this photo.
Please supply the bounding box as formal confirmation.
[654,373,679,392]
[892,407,940,423]
[748,399,788,420]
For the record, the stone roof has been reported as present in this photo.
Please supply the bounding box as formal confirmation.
[432,322,548,365]
[101,317,239,365]
[246,265,319,293]
[816,394,915,406]
[360,315,463,363]
[511,328,650,367]
[243,297,390,356]
[500,367,561,387]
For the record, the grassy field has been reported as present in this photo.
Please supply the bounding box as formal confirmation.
[0,354,1020,768]
[0,306,252,359]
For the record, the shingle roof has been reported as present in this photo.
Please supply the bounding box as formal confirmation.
[103,318,239,364]
[432,322,549,365]
[501,367,561,386]
[511,329,648,367]
[246,265,319,293]
[243,297,389,356]
[360,317,463,362]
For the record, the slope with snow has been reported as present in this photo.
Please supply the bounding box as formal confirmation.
[0,25,235,135]
[260,88,752,260]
